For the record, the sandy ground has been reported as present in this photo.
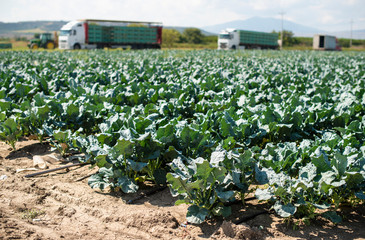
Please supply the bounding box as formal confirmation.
[0,138,364,240]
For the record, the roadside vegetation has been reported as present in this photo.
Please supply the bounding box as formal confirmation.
[1,28,364,50]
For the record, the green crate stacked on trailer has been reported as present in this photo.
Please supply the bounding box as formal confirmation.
[111,27,157,43]
[0,43,12,49]
[218,29,278,50]
[88,24,158,45]
[59,19,162,49]
[239,30,278,48]
[102,27,112,42]
[88,25,104,43]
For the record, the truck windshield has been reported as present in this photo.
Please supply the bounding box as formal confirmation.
[60,30,71,36]
[219,34,231,40]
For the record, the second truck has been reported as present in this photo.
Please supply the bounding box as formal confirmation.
[218,29,278,50]
[58,19,162,50]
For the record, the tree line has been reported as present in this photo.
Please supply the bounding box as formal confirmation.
[163,28,365,49]
[163,28,306,48]
[162,28,216,47]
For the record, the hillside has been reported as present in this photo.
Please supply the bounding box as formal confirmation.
[1,19,364,41]
[0,21,67,37]
[0,20,215,38]
[164,26,215,36]
[202,16,365,39]
[202,16,322,36]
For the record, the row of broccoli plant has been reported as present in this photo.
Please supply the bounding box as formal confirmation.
[60,131,365,224]
[2,112,363,224]
[1,50,364,225]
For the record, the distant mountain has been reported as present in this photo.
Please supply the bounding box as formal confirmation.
[331,29,365,40]
[0,20,67,37]
[201,16,365,39]
[202,16,325,37]
[1,19,364,39]
[163,26,216,36]
[0,21,216,38]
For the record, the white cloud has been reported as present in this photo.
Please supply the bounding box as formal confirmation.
[320,14,336,25]
[344,0,360,5]
[0,0,364,31]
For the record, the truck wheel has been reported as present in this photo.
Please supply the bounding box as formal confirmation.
[231,45,236,50]
[46,42,55,49]
[73,44,81,50]
[30,44,39,49]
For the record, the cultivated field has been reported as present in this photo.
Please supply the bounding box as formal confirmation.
[0,50,364,239]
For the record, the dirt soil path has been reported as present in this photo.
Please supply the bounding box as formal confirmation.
[0,139,364,240]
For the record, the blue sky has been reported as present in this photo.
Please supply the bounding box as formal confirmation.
[1,0,364,32]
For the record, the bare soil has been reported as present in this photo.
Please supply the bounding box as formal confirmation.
[0,138,364,240]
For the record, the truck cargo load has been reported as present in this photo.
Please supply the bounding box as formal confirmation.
[218,29,278,50]
[59,19,162,50]
[0,43,12,49]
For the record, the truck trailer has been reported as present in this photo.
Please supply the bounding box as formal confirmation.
[218,29,278,50]
[58,19,162,50]
[313,34,341,51]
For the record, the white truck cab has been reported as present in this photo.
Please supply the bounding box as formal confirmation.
[59,21,90,49]
[218,29,240,50]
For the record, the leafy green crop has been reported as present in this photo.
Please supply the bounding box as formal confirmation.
[0,50,364,224]
[167,156,234,223]
[0,117,22,150]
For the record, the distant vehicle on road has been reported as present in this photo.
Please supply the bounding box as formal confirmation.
[218,29,279,50]
[58,19,162,50]
[28,32,58,49]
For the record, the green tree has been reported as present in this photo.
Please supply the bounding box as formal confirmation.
[162,29,181,47]
[182,28,204,44]
[273,30,299,46]
[203,35,218,44]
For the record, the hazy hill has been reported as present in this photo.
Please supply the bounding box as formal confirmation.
[202,16,324,36]
[332,29,365,40]
[1,18,364,39]
[164,26,215,36]
[202,16,365,39]
[0,21,67,37]
[0,21,215,38]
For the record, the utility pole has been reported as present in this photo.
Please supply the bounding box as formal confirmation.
[279,11,285,50]
[350,19,353,48]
